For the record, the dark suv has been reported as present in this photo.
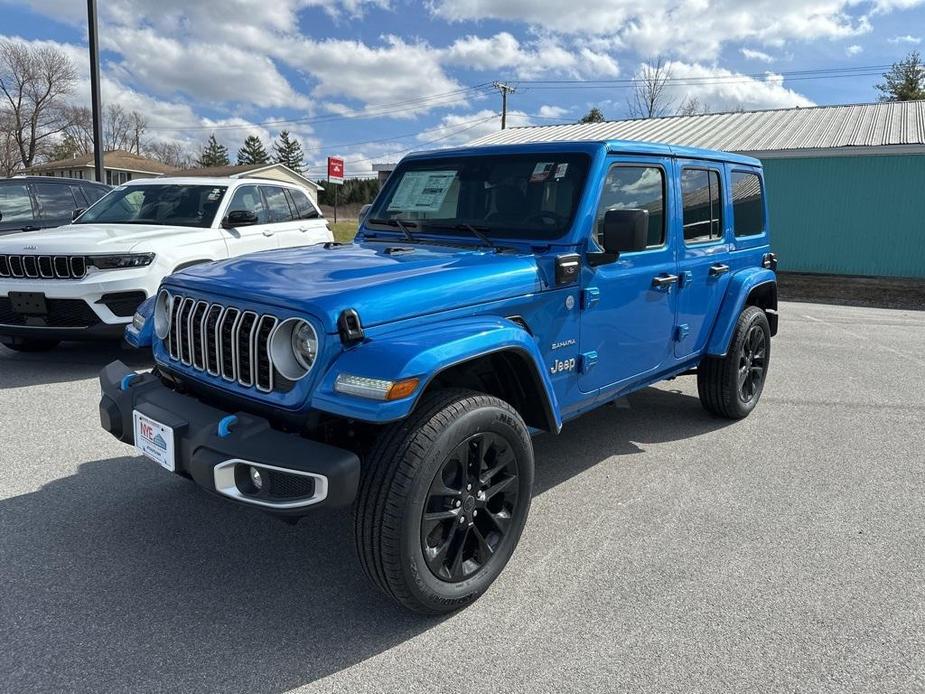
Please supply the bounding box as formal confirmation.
[0,176,110,236]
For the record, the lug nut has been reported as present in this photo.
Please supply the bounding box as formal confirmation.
[467,483,472,491]
[459,516,466,524]
[473,510,478,517]
[455,500,461,507]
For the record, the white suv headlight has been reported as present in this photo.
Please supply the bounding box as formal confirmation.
[154,289,173,339]
[270,318,318,381]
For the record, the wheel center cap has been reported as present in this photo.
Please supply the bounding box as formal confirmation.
[463,495,476,513]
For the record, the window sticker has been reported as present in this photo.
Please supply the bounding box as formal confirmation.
[530,162,555,182]
[554,163,569,179]
[207,188,224,201]
[387,171,457,212]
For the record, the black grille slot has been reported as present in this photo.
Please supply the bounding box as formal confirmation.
[70,256,86,279]
[254,315,277,392]
[236,311,258,386]
[99,291,147,318]
[0,297,99,328]
[23,256,38,277]
[0,256,8,277]
[220,308,240,380]
[190,301,208,370]
[178,298,195,364]
[266,470,315,499]
[38,256,54,278]
[168,297,183,358]
[204,305,222,375]
[54,256,70,278]
[10,256,24,277]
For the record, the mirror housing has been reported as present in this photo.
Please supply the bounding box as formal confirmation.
[359,203,372,223]
[222,209,259,228]
[71,208,85,221]
[589,209,649,266]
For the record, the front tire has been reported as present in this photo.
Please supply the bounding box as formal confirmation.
[1,337,60,352]
[354,388,534,614]
[697,306,771,419]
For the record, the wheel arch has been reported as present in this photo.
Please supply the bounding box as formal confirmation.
[705,267,778,357]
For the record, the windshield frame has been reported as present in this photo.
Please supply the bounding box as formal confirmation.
[365,150,592,243]
[74,183,229,228]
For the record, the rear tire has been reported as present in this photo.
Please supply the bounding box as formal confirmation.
[353,388,534,614]
[1,337,60,352]
[697,306,770,419]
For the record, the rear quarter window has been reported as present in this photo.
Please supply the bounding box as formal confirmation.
[731,172,766,237]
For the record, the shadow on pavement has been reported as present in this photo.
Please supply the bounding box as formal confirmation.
[0,385,731,693]
[0,341,152,389]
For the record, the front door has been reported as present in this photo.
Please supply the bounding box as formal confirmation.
[673,161,733,358]
[579,157,679,394]
[220,184,275,256]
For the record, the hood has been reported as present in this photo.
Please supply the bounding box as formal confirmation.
[0,223,195,254]
[166,241,543,332]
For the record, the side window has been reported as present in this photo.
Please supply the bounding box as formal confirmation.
[33,183,77,221]
[594,165,665,248]
[69,185,88,207]
[731,172,765,237]
[0,183,35,223]
[287,188,319,219]
[81,185,107,203]
[262,186,294,223]
[226,185,268,224]
[681,168,723,244]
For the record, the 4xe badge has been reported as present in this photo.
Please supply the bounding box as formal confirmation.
[550,357,576,374]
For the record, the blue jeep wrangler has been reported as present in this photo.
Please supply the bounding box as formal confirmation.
[101,140,778,614]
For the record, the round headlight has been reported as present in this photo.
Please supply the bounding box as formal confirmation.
[154,289,173,340]
[270,318,318,381]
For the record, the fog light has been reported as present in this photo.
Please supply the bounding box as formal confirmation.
[249,466,263,491]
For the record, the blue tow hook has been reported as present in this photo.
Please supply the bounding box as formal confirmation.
[120,373,139,391]
[217,415,238,439]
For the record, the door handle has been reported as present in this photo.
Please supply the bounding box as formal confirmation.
[262,230,275,237]
[652,274,679,288]
[709,264,730,277]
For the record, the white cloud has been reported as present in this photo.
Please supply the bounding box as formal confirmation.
[414,109,532,149]
[431,0,886,58]
[537,105,570,119]
[741,48,775,62]
[888,34,922,43]
[846,44,864,55]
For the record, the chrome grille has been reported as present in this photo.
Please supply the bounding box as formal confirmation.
[0,255,87,279]
[167,296,277,393]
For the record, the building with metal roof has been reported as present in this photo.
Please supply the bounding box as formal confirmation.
[470,101,925,279]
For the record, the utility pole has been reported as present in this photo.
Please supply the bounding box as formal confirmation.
[87,0,104,183]
[492,82,516,129]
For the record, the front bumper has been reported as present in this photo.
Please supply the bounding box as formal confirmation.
[99,360,361,515]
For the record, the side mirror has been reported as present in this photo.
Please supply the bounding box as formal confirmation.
[602,209,648,255]
[359,203,372,223]
[71,208,85,221]
[222,209,259,228]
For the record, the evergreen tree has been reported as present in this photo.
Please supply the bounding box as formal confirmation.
[236,135,270,165]
[48,133,83,161]
[579,107,605,123]
[876,51,925,102]
[273,130,303,173]
[196,133,230,167]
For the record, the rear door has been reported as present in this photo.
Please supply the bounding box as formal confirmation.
[0,181,37,233]
[578,156,680,393]
[260,185,301,247]
[220,184,275,255]
[673,161,733,359]
[282,187,331,247]
[32,181,77,229]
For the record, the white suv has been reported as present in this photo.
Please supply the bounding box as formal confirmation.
[0,177,332,351]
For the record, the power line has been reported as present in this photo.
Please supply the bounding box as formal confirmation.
[492,82,517,129]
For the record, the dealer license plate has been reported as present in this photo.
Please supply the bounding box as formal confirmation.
[133,410,176,472]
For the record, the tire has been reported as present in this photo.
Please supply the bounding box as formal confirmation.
[1,337,60,352]
[698,306,771,419]
[354,388,534,614]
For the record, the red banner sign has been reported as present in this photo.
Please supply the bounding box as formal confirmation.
[327,156,344,185]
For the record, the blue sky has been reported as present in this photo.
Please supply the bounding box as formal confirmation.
[2,0,923,177]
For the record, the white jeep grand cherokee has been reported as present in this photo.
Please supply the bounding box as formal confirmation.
[0,177,332,351]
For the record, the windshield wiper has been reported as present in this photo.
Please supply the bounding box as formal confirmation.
[367,217,418,243]
[455,223,495,250]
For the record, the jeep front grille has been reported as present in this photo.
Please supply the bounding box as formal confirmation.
[0,255,86,279]
[167,297,278,393]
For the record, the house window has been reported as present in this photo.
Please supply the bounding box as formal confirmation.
[681,168,723,244]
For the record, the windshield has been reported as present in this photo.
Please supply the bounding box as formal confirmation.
[76,184,228,228]
[366,152,590,240]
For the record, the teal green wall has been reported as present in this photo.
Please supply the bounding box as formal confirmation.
[761,154,925,278]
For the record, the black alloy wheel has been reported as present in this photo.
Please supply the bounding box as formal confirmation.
[421,432,520,582]
[738,323,767,403]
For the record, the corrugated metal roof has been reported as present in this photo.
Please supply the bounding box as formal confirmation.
[469,101,925,154]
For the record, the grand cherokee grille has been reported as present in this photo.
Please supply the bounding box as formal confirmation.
[0,255,87,279]
[167,297,278,393]
[0,297,99,327]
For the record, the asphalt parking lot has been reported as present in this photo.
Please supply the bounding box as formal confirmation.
[1,301,922,693]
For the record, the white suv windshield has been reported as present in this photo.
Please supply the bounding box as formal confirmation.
[76,185,228,228]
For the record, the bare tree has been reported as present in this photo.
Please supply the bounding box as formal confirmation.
[59,103,149,156]
[627,57,674,119]
[0,39,78,168]
[0,110,19,175]
[144,140,193,169]
[677,96,709,116]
